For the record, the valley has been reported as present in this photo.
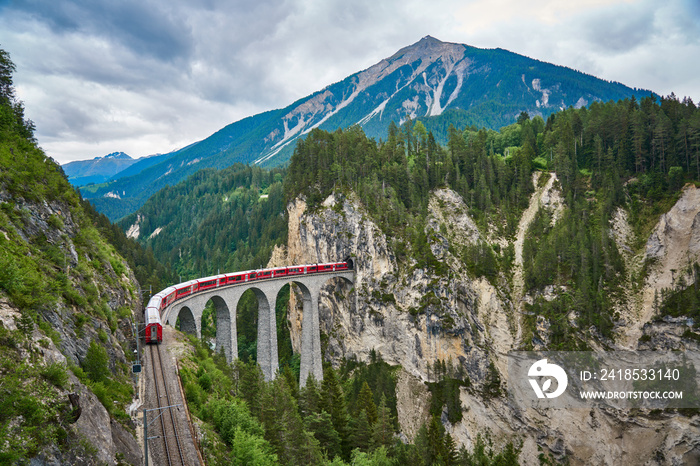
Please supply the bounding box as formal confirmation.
[2,34,700,465]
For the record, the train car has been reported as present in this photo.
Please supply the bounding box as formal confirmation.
[197,276,218,291]
[318,263,335,272]
[175,281,196,299]
[217,274,230,287]
[149,295,163,313]
[144,305,163,344]
[224,271,247,285]
[287,266,305,276]
[161,287,177,309]
[272,267,288,278]
[334,261,349,271]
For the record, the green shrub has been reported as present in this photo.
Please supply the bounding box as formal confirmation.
[90,381,112,414]
[40,362,69,388]
[47,214,64,230]
[83,340,110,384]
[38,320,61,344]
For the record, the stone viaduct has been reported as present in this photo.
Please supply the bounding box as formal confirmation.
[160,270,354,386]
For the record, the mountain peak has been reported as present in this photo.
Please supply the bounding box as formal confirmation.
[418,35,442,44]
[83,37,654,219]
[104,152,132,160]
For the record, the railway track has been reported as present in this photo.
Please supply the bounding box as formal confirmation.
[149,344,186,466]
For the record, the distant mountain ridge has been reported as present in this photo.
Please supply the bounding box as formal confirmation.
[82,36,654,220]
[63,151,135,186]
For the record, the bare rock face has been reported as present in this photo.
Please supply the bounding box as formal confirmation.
[617,185,700,348]
[395,369,431,441]
[285,192,487,383]
[284,185,700,465]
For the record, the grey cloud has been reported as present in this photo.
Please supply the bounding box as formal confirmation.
[581,8,655,54]
[9,0,193,62]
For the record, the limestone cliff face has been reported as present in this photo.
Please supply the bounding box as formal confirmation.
[281,183,700,465]
[284,192,490,384]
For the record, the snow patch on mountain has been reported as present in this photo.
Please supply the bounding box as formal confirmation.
[400,97,421,124]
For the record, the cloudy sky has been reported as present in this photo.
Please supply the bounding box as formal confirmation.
[1,0,699,164]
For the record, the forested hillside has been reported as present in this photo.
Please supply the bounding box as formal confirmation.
[0,48,172,463]
[284,94,700,349]
[118,163,287,281]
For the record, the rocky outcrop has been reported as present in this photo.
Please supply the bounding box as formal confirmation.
[0,191,144,464]
[615,184,700,348]
[284,192,489,383]
[281,183,700,465]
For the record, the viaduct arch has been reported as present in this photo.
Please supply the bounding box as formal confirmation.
[160,270,354,386]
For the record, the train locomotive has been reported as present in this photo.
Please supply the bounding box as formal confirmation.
[143,259,353,344]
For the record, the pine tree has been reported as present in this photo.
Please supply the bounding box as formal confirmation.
[236,359,265,419]
[299,373,322,418]
[371,395,395,450]
[260,376,324,464]
[356,381,378,425]
[305,410,342,460]
[321,365,350,457]
[349,410,372,452]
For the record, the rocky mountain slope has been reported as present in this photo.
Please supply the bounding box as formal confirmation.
[272,181,700,465]
[0,48,147,463]
[0,171,145,465]
[81,36,653,221]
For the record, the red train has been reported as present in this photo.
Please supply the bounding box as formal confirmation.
[143,260,353,344]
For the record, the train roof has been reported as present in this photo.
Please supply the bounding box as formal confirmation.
[147,296,161,307]
[196,275,222,283]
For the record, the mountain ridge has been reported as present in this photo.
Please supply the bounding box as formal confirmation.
[62,151,135,186]
[82,36,655,220]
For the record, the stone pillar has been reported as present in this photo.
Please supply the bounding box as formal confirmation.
[300,283,323,387]
[173,306,200,339]
[211,295,237,362]
[255,286,280,381]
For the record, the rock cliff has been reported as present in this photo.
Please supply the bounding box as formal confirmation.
[0,189,144,465]
[278,183,700,465]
